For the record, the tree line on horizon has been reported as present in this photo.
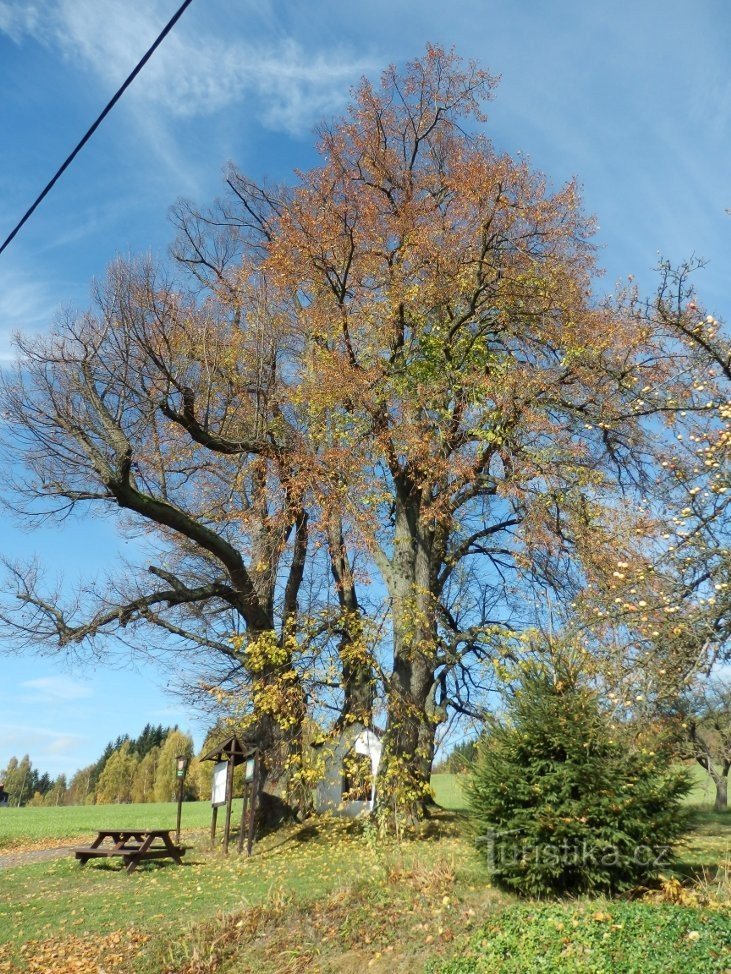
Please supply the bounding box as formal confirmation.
[0,724,191,807]
[0,720,277,807]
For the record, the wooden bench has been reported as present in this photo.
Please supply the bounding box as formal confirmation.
[75,829,185,874]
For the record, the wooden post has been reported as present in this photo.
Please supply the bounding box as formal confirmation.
[175,775,184,846]
[174,756,188,846]
[210,805,218,849]
[223,754,234,855]
[237,780,250,855]
[246,750,259,857]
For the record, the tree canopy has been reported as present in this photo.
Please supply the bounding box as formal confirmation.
[0,47,728,823]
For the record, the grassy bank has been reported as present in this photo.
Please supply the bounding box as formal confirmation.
[0,803,728,973]
[0,773,728,973]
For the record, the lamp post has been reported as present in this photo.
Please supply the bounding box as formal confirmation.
[175,755,188,845]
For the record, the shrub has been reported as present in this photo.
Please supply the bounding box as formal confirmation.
[429,902,731,974]
[467,654,692,896]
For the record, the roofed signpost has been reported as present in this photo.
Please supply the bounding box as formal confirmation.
[201,735,260,856]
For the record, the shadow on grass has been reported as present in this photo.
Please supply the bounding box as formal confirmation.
[227,816,365,862]
[687,806,731,829]
[418,807,470,842]
[671,806,731,883]
[79,857,199,874]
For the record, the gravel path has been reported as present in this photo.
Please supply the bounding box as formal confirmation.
[0,845,75,869]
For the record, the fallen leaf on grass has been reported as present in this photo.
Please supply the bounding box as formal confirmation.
[6,929,149,974]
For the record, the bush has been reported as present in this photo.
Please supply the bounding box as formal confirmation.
[467,654,692,896]
[429,902,731,973]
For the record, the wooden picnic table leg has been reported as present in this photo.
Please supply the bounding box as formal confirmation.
[78,831,109,864]
[108,832,142,851]
[159,831,184,865]
[112,832,147,857]
[125,832,155,874]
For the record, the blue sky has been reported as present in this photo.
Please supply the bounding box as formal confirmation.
[0,0,729,778]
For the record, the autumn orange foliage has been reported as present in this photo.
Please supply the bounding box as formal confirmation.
[1,48,728,825]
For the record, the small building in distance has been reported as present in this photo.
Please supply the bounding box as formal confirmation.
[313,725,382,817]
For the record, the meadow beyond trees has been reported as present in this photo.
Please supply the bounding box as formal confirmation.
[0,47,728,825]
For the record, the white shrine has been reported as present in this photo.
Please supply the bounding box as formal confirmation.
[314,725,383,817]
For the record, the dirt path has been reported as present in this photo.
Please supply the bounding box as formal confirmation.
[0,846,75,869]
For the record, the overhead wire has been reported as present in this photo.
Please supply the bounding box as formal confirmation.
[0,0,196,258]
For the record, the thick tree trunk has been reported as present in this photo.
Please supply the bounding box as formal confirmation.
[714,776,728,813]
[379,651,435,823]
[378,495,440,824]
[252,711,304,831]
[245,633,308,830]
[328,516,374,729]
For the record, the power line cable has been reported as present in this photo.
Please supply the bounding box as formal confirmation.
[0,0,196,258]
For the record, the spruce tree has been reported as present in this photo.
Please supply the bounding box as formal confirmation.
[468,653,692,896]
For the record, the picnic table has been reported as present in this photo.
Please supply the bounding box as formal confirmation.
[74,828,185,874]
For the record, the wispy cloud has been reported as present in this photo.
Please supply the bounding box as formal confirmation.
[0,723,88,776]
[0,266,60,359]
[22,675,94,702]
[0,0,377,137]
[0,1,42,42]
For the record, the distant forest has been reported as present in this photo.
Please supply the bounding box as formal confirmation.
[0,724,203,806]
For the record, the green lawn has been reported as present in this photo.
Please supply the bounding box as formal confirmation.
[0,773,468,852]
[433,764,719,812]
[432,772,468,811]
[0,813,482,972]
[0,799,214,851]
[0,817,390,943]
[0,777,728,973]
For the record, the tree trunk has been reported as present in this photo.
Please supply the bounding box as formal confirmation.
[328,516,374,729]
[714,776,728,813]
[246,635,308,830]
[340,644,375,727]
[378,495,440,824]
[694,753,729,815]
[379,650,435,823]
[251,711,302,831]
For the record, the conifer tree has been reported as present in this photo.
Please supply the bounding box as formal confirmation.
[468,650,692,896]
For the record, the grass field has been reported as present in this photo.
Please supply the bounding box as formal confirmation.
[0,799,213,851]
[430,764,717,810]
[431,773,467,811]
[0,774,466,853]
[0,775,728,973]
